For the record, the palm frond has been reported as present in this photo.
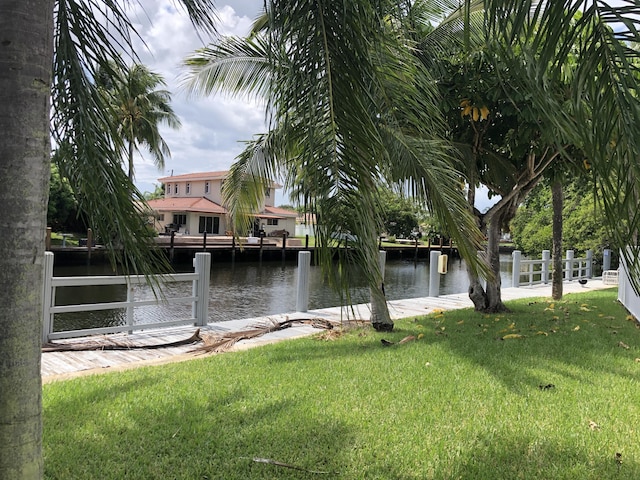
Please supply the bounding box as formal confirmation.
[181,35,273,102]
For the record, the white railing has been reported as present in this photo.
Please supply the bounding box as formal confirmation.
[42,252,211,342]
[618,247,640,319]
[511,249,594,287]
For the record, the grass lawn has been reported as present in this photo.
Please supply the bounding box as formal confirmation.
[43,289,639,479]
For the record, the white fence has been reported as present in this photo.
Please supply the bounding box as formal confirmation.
[511,249,595,288]
[618,247,640,320]
[42,252,211,342]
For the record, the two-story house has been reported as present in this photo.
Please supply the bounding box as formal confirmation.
[146,171,297,237]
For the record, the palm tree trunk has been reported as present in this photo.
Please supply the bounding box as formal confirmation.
[370,251,393,331]
[551,179,563,300]
[0,1,53,477]
[128,139,135,182]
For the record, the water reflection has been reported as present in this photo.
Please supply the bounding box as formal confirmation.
[53,256,513,332]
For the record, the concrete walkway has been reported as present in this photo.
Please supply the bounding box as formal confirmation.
[42,279,613,382]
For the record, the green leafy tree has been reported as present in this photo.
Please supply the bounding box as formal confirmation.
[379,190,421,238]
[47,164,82,231]
[424,39,564,312]
[511,180,612,262]
[0,1,215,477]
[96,62,181,182]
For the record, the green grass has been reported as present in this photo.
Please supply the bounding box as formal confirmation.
[43,289,640,479]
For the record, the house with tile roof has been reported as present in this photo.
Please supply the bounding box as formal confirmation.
[146,171,297,237]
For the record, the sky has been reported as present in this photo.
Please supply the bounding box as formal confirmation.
[129,0,268,197]
[128,1,500,210]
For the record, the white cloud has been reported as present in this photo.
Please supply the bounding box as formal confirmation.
[127,1,266,194]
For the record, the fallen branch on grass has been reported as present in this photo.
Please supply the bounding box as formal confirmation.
[246,457,332,475]
[380,335,416,347]
[193,318,335,354]
[42,329,203,352]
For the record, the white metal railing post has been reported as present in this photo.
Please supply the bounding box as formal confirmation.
[541,250,550,284]
[42,252,55,343]
[566,250,574,281]
[296,251,311,312]
[429,250,441,297]
[192,263,197,322]
[512,250,522,288]
[603,249,612,272]
[586,250,593,278]
[126,279,134,334]
[194,253,211,326]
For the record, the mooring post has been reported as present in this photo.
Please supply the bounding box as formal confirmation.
[42,252,55,343]
[86,228,93,265]
[282,233,287,262]
[512,250,522,288]
[259,235,264,262]
[603,248,611,272]
[429,250,441,297]
[296,251,311,312]
[541,250,550,284]
[231,235,236,263]
[193,253,211,326]
[170,231,175,263]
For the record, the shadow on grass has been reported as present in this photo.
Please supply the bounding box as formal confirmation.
[44,367,354,479]
[428,431,637,480]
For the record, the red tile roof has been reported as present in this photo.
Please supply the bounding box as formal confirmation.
[262,206,298,218]
[147,197,227,214]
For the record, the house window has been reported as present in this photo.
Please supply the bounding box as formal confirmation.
[199,216,220,234]
[267,218,279,226]
[174,184,179,194]
[186,183,191,194]
[158,214,164,221]
[265,187,271,197]
[166,184,171,195]
[173,214,187,226]
[205,182,210,194]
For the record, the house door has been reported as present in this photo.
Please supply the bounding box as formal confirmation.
[199,216,220,234]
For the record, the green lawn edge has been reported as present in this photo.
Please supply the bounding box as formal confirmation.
[43,288,639,479]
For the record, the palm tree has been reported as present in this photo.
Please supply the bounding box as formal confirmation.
[183,2,487,330]
[0,0,215,477]
[97,62,181,182]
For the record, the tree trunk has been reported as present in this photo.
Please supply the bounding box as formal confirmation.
[0,1,53,478]
[483,211,508,312]
[370,251,393,331]
[370,283,393,331]
[128,140,135,182]
[551,179,563,300]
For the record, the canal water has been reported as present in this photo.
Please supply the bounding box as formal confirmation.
[52,255,514,332]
